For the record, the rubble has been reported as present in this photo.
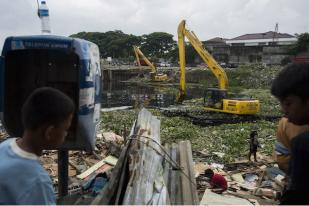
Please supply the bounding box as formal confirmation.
[194,153,282,205]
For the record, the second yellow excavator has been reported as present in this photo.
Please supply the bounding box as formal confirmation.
[133,46,168,82]
[176,20,260,115]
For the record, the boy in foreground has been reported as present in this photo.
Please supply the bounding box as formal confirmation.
[271,62,309,204]
[0,87,75,205]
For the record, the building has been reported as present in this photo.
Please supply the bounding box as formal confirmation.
[204,37,230,65]
[226,31,296,46]
[204,31,297,66]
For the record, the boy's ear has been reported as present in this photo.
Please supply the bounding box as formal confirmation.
[44,125,55,141]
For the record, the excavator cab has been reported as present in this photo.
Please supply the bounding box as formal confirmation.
[204,88,260,115]
[204,88,227,109]
[152,72,168,82]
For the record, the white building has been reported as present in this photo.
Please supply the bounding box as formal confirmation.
[226,31,297,46]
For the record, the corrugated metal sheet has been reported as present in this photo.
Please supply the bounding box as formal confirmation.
[92,108,198,205]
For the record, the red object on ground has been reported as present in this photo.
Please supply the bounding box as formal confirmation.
[211,173,228,191]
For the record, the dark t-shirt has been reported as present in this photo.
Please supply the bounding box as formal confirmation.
[280,131,309,204]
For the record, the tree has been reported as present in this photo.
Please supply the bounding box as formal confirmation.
[70,31,142,59]
[289,33,309,55]
[140,32,175,58]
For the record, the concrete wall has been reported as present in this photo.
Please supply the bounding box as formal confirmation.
[213,45,291,66]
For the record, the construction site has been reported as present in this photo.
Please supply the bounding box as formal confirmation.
[1,0,309,205]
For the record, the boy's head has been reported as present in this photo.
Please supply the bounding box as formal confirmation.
[271,63,309,125]
[204,168,214,179]
[22,87,75,148]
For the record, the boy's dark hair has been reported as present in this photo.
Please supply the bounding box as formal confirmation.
[271,62,309,101]
[22,87,75,130]
[204,168,214,178]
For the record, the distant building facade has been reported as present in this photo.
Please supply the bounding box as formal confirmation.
[204,31,297,66]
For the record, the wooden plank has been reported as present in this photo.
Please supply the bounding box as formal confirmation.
[171,143,182,205]
[179,141,199,205]
[122,108,168,205]
[163,144,172,204]
[76,155,117,179]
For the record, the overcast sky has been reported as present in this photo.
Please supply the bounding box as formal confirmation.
[0,0,308,51]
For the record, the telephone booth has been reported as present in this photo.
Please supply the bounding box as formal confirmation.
[0,35,101,151]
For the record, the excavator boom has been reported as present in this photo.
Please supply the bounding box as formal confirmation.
[133,46,168,82]
[133,46,141,67]
[177,20,228,103]
[133,46,157,74]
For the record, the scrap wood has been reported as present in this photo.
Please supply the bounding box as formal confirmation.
[163,141,199,205]
[178,141,199,205]
[77,155,117,179]
[122,108,169,205]
[92,108,198,205]
[163,143,181,205]
[91,136,133,205]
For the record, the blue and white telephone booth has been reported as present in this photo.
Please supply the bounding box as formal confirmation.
[0,35,101,151]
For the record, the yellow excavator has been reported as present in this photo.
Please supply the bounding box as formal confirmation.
[133,46,168,82]
[176,20,260,115]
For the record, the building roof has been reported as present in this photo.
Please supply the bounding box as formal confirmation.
[205,37,228,43]
[230,31,294,40]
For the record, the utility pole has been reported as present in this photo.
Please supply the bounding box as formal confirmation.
[272,23,279,43]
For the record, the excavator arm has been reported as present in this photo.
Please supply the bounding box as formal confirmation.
[177,20,186,103]
[133,46,141,67]
[176,20,228,102]
[133,46,157,74]
[176,20,260,115]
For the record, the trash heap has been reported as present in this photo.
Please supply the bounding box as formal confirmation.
[194,151,284,205]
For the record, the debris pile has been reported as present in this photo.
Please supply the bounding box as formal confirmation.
[194,153,283,205]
